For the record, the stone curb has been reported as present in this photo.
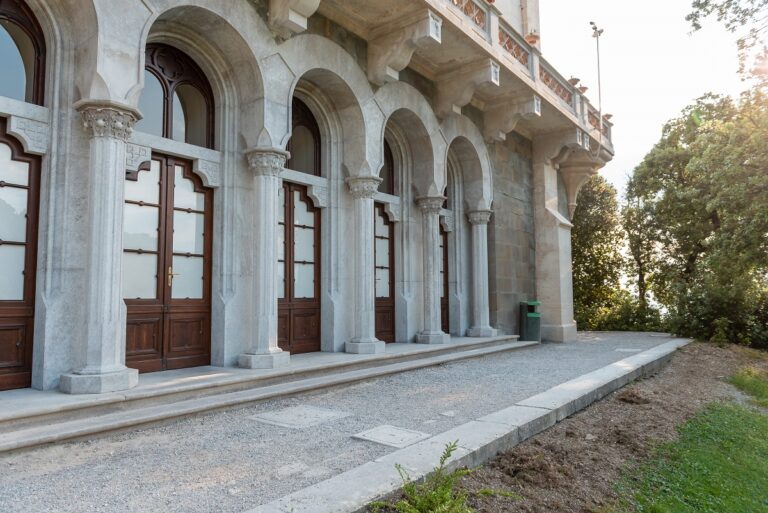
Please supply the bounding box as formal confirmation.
[0,340,537,453]
[245,338,691,513]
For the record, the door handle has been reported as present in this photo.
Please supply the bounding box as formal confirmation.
[167,266,181,288]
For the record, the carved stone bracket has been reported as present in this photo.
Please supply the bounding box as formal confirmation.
[383,201,401,223]
[440,210,454,232]
[346,176,383,199]
[308,183,328,208]
[368,10,442,85]
[193,158,222,189]
[126,143,151,172]
[269,0,322,38]
[483,95,541,142]
[467,209,492,225]
[435,59,500,118]
[8,115,49,155]
[76,101,139,142]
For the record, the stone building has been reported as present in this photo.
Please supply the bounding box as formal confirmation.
[0,0,613,394]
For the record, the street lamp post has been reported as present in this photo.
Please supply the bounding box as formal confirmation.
[590,21,604,139]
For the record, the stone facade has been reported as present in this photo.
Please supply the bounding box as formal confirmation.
[0,0,612,394]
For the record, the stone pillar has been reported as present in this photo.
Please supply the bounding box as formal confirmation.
[416,196,450,344]
[239,149,291,368]
[60,101,140,394]
[345,176,385,354]
[466,210,498,337]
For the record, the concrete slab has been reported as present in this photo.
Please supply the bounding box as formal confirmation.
[251,406,351,429]
[353,425,431,448]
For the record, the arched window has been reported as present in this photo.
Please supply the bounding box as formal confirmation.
[380,139,395,195]
[287,98,321,176]
[136,43,214,149]
[0,1,45,105]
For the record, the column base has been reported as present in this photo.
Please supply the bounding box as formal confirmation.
[467,326,498,338]
[416,331,450,344]
[345,339,385,354]
[239,351,291,369]
[541,323,577,343]
[59,367,138,395]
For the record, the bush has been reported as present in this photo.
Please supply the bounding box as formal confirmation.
[577,290,666,333]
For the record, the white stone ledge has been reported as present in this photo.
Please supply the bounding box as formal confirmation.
[128,131,222,187]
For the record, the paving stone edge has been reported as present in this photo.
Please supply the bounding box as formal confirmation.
[246,338,692,513]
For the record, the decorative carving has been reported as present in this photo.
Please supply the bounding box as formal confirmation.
[125,143,151,172]
[269,0,322,38]
[415,196,446,214]
[435,59,500,118]
[7,115,49,155]
[483,95,541,142]
[498,26,529,67]
[440,211,454,232]
[78,105,137,141]
[368,10,442,85]
[193,158,222,188]
[307,183,329,208]
[449,0,488,31]
[346,176,382,199]
[467,210,492,225]
[539,66,574,105]
[246,148,288,177]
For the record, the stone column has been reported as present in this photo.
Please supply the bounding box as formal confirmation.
[60,101,140,394]
[466,210,498,337]
[416,196,450,344]
[345,176,385,354]
[239,149,291,368]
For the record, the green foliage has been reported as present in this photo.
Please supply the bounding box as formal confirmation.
[588,291,666,333]
[730,366,768,407]
[474,488,522,500]
[617,403,768,513]
[370,441,473,513]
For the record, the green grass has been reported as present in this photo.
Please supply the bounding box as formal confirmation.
[618,403,768,513]
[730,367,768,407]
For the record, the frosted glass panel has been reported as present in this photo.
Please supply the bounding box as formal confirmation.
[0,186,27,243]
[294,226,314,262]
[0,143,29,185]
[123,203,158,251]
[375,268,390,298]
[172,255,203,299]
[173,210,204,254]
[375,238,389,267]
[277,224,285,260]
[375,212,388,237]
[294,263,315,298]
[135,70,164,138]
[122,252,157,299]
[277,261,285,299]
[289,125,316,174]
[174,166,204,210]
[172,91,186,143]
[0,245,25,300]
[125,160,160,203]
[278,187,285,223]
[293,191,314,227]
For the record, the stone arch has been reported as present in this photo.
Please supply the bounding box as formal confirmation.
[275,34,382,178]
[440,114,493,212]
[375,81,446,197]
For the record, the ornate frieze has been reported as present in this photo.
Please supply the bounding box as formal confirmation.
[79,106,137,141]
[539,66,574,105]
[498,26,529,67]
[449,0,488,31]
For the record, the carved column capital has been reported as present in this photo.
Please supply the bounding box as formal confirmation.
[346,176,382,199]
[467,210,492,225]
[76,102,139,142]
[415,196,446,214]
[246,148,289,177]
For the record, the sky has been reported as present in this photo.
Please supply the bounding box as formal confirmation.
[539,0,747,196]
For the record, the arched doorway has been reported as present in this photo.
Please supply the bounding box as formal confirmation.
[124,43,215,372]
[374,140,396,343]
[278,97,322,354]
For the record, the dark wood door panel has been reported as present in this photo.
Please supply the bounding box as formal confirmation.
[375,305,395,343]
[289,309,321,354]
[0,322,28,369]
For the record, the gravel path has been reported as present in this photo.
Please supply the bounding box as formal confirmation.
[0,332,675,513]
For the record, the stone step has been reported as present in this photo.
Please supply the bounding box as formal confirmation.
[0,338,536,453]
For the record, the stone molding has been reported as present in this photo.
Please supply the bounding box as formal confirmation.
[435,59,500,118]
[126,143,151,172]
[483,95,542,142]
[8,115,49,155]
[269,0,321,38]
[368,10,442,85]
[246,148,289,177]
[467,209,492,225]
[346,176,382,199]
[76,102,139,141]
[440,210,454,232]
[415,196,446,214]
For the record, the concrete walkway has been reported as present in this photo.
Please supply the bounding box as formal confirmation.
[0,332,679,513]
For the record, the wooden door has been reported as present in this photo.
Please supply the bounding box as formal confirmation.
[0,118,40,391]
[440,226,450,334]
[374,203,395,343]
[123,155,212,372]
[277,182,321,353]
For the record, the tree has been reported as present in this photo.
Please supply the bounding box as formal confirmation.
[570,175,624,329]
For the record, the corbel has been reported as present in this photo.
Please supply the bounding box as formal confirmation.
[367,10,442,85]
[483,95,541,142]
[435,59,500,119]
[269,0,322,38]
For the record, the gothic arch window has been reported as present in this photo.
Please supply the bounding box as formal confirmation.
[287,97,321,176]
[380,139,395,195]
[0,1,46,105]
[136,43,214,149]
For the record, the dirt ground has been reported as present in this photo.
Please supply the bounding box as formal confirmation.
[452,342,768,513]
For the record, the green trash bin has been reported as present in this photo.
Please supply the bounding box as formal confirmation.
[520,300,541,342]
